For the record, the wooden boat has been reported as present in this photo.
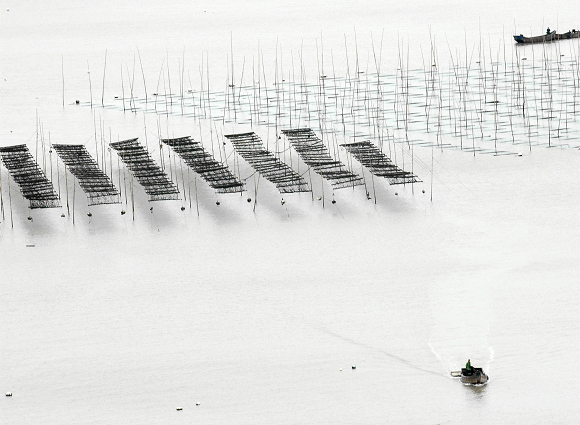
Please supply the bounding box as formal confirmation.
[513,31,557,44]
[451,367,489,385]
[514,29,579,44]
[557,29,580,40]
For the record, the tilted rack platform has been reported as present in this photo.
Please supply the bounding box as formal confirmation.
[161,136,244,194]
[281,128,363,189]
[224,132,310,193]
[109,138,180,201]
[0,144,61,209]
[52,144,120,205]
[341,141,421,185]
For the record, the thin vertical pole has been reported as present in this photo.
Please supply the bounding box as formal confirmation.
[87,60,93,109]
[62,55,65,108]
[8,173,13,228]
[101,49,107,107]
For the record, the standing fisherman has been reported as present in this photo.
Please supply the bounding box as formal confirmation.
[466,359,472,371]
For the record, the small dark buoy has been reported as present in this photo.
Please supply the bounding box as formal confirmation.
[121,210,126,215]
[75,100,80,104]
[87,212,92,217]
[27,216,33,221]
[181,206,185,211]
[317,196,322,201]
[114,96,118,99]
[61,213,66,217]
[223,141,226,146]
[352,365,356,370]
[395,192,398,196]
[196,402,201,406]
[150,207,153,212]
[422,189,425,193]
[331,199,336,204]
[247,198,252,203]
[216,200,220,206]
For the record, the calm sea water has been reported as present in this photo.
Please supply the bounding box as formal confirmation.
[2,1,580,423]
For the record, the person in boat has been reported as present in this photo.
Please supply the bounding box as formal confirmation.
[546,27,551,35]
[465,359,472,371]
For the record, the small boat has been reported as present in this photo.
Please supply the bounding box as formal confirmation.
[451,367,489,385]
[514,29,580,44]
[513,30,557,44]
[557,29,580,40]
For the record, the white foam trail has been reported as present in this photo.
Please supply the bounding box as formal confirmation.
[486,344,495,374]
[428,342,454,376]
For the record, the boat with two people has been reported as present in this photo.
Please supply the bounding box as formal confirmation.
[451,359,489,385]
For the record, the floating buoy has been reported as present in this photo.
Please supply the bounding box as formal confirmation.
[422,189,425,193]
[61,213,66,217]
[75,100,80,104]
[247,198,252,203]
[181,206,185,211]
[317,196,322,201]
[352,365,356,370]
[176,407,183,411]
[196,402,201,406]
[339,368,343,371]
[331,199,336,204]
[395,192,398,196]
[518,152,523,157]
[87,212,92,217]
[5,392,12,397]
[121,210,126,215]
[216,200,220,206]
[27,216,33,221]
[150,207,153,212]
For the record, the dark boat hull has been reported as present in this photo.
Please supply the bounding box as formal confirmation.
[514,32,557,44]
[514,30,580,44]
[557,30,580,40]
[451,367,489,385]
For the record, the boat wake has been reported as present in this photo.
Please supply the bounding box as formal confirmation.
[314,325,442,376]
